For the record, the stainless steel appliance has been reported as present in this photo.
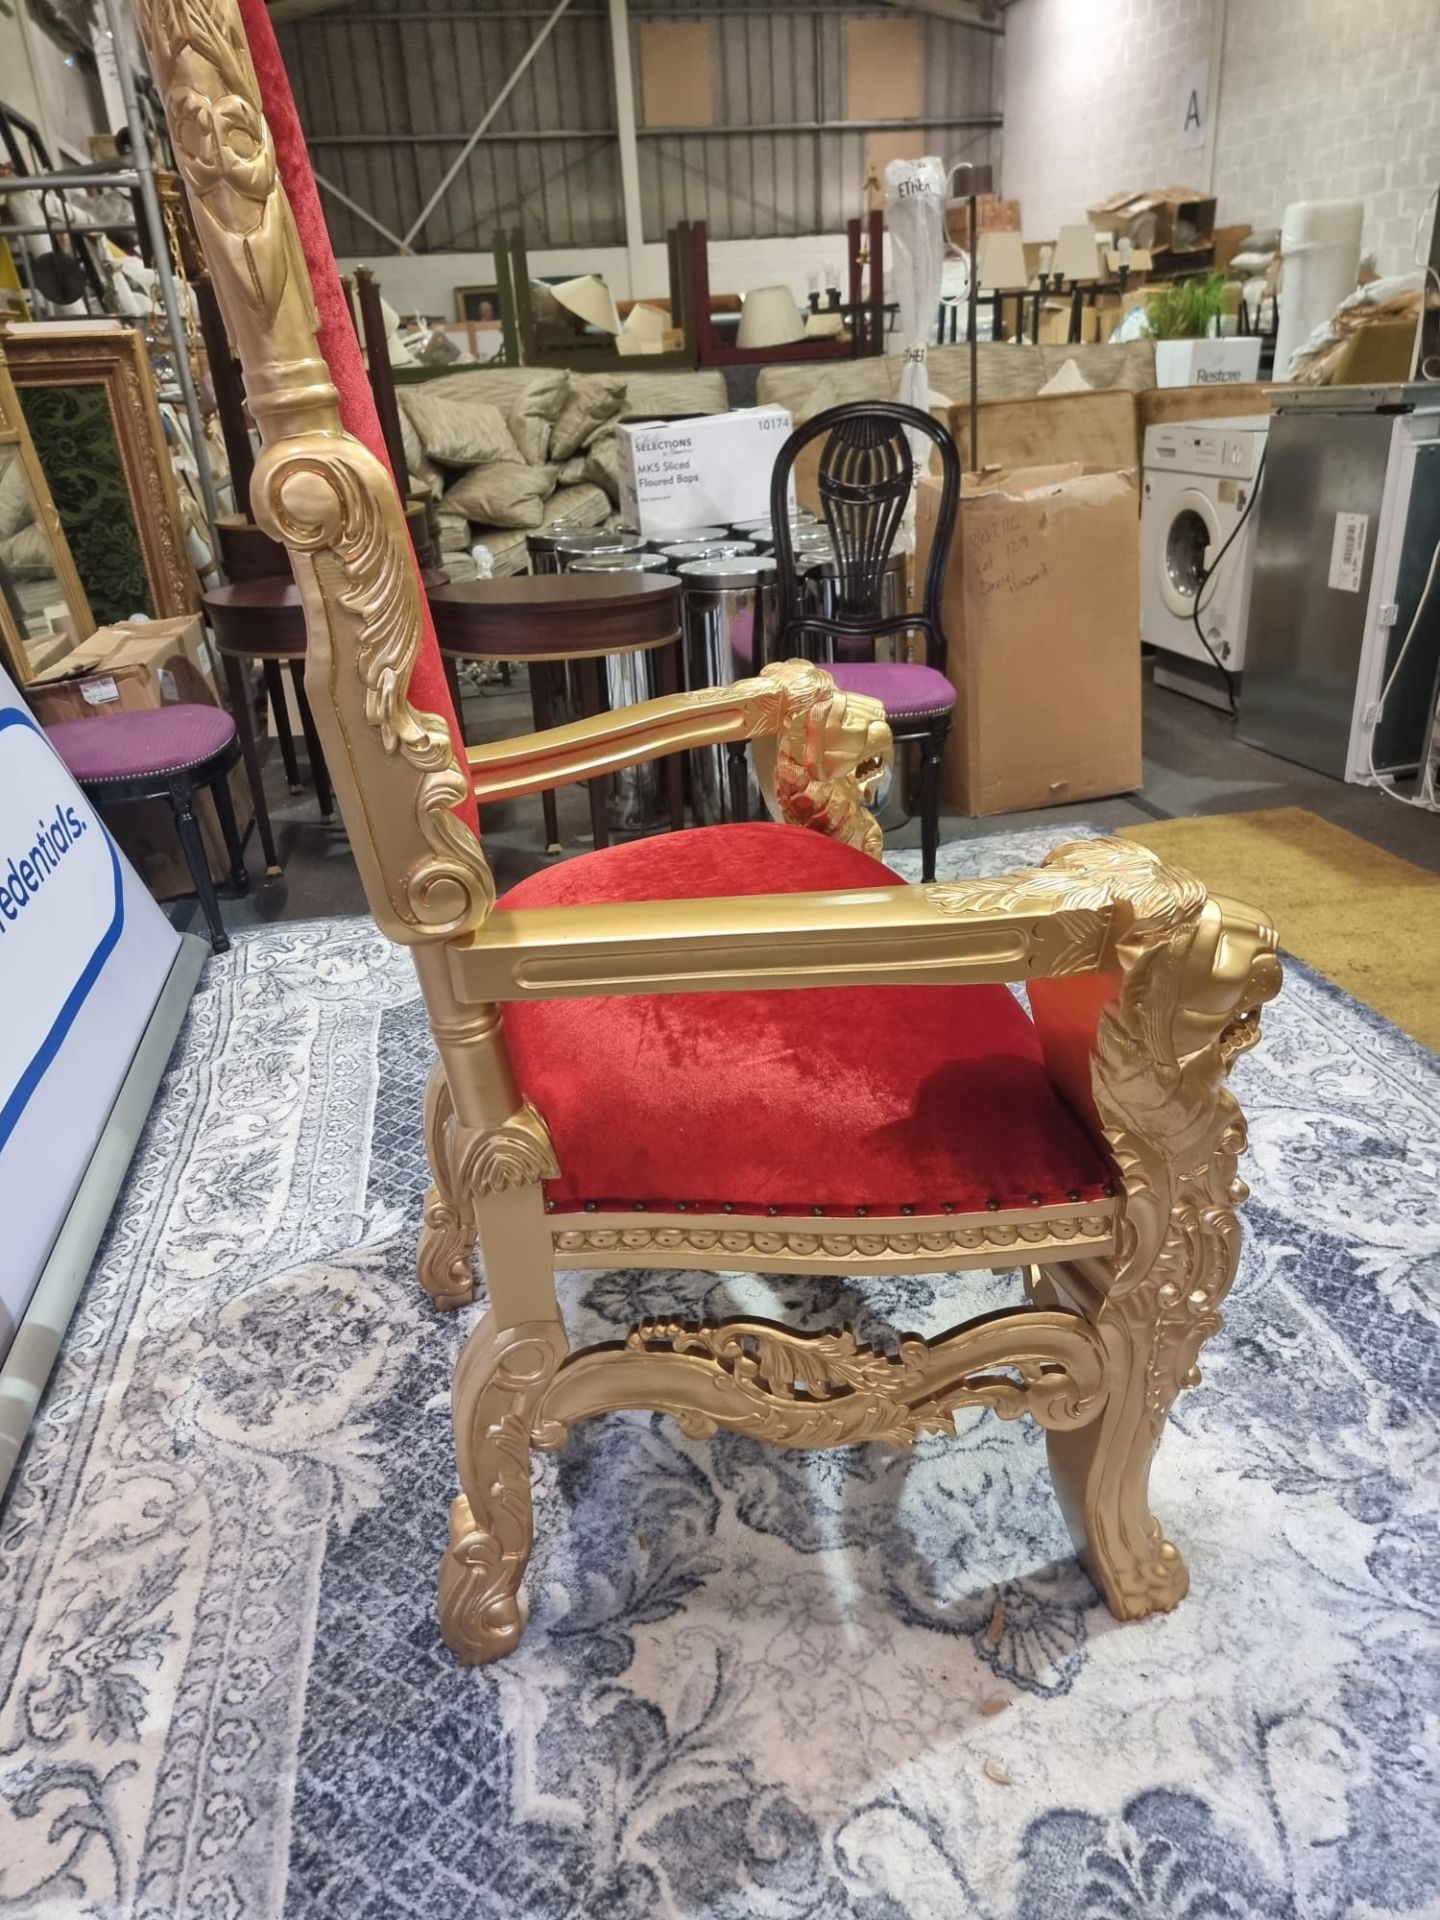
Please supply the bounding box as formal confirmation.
[1239,386,1440,781]
[678,554,777,823]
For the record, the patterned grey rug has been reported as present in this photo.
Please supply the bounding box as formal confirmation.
[1,824,1436,1919]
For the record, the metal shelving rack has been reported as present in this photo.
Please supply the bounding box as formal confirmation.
[0,0,225,557]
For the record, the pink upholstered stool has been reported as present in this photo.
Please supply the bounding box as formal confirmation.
[46,705,247,951]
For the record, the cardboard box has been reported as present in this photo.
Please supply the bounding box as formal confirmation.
[30,615,220,721]
[1089,188,1216,257]
[1154,337,1262,387]
[28,617,252,899]
[617,406,793,536]
[916,464,1142,816]
[1137,382,1278,435]
[949,389,1139,478]
[946,195,1022,252]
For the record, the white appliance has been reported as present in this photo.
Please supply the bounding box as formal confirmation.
[1141,417,1269,708]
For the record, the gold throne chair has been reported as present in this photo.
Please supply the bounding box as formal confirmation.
[139,0,1281,1666]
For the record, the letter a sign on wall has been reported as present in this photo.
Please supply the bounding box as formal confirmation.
[1177,59,1210,151]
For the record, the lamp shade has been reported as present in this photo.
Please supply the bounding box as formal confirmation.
[552,275,621,334]
[618,301,667,355]
[1054,224,1103,284]
[977,230,1030,291]
[736,285,807,349]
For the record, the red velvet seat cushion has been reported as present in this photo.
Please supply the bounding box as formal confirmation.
[500,824,1115,1217]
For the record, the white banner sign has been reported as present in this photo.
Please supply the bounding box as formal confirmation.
[1177,59,1211,150]
[0,670,180,1354]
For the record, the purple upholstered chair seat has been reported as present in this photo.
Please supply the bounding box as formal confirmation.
[825,661,956,722]
[47,705,237,785]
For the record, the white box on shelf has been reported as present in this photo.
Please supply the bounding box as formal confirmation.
[1154,337,1263,387]
[617,405,794,536]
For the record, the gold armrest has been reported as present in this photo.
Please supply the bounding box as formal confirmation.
[454,881,1103,1001]
[467,677,783,806]
[450,839,1278,1036]
[467,660,893,856]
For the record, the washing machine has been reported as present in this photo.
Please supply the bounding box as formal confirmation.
[1141,417,1269,708]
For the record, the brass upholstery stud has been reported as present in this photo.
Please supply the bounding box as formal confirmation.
[583,1202,598,1213]
[986,1197,1001,1212]
[1068,1189,1081,1203]
[1029,1193,1043,1207]
[633,1202,647,1212]
[767,1205,780,1216]
[812,1206,825,1217]
[856,1205,869,1217]
[901,1204,914,1215]
[943,1203,956,1214]
[722,1202,736,1213]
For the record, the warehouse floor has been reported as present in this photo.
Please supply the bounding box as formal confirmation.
[178,663,1440,945]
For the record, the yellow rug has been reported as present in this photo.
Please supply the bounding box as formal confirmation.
[1120,807,1440,1052]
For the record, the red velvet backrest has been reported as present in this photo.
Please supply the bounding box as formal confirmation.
[236,0,478,838]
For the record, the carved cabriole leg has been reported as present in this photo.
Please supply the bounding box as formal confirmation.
[1041,1158,1241,1618]
[418,1062,478,1310]
[441,1302,567,1665]
[1023,874,1280,1620]
[410,948,567,1661]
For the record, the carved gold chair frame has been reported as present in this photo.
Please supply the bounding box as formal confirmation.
[138,0,1280,1666]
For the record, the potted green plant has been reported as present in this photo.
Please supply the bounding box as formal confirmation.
[1146,272,1262,387]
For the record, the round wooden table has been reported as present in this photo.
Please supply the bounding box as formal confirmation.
[428,572,684,852]
[203,576,332,835]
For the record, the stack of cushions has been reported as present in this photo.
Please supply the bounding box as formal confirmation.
[397,370,628,574]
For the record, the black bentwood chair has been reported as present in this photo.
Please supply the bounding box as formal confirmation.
[765,401,961,880]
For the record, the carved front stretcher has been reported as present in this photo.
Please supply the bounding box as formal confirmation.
[137,0,1281,1667]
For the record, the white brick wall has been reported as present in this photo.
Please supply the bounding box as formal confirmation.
[1002,0,1440,277]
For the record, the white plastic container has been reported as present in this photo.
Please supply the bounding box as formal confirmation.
[1273,199,1364,381]
[1154,337,1263,387]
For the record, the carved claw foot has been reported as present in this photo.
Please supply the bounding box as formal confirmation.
[1080,1527,1190,1620]
[438,1494,531,1664]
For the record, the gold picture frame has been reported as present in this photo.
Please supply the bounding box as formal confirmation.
[0,344,94,686]
[0,321,199,626]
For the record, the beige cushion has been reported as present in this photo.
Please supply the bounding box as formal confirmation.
[505,370,570,465]
[1,522,51,576]
[551,373,626,460]
[538,480,612,532]
[622,369,729,416]
[0,450,36,539]
[444,460,556,530]
[397,409,445,500]
[556,454,587,486]
[398,385,522,468]
[435,509,472,554]
[581,429,620,503]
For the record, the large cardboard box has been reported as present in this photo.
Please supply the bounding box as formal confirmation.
[949,389,1139,476]
[1089,187,1216,257]
[28,617,252,900]
[917,465,1142,816]
[30,615,221,722]
[617,406,792,536]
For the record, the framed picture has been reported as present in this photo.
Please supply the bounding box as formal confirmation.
[455,285,502,326]
[2,321,199,627]
[0,346,94,685]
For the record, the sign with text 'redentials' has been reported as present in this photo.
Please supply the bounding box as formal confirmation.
[0,668,180,1358]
